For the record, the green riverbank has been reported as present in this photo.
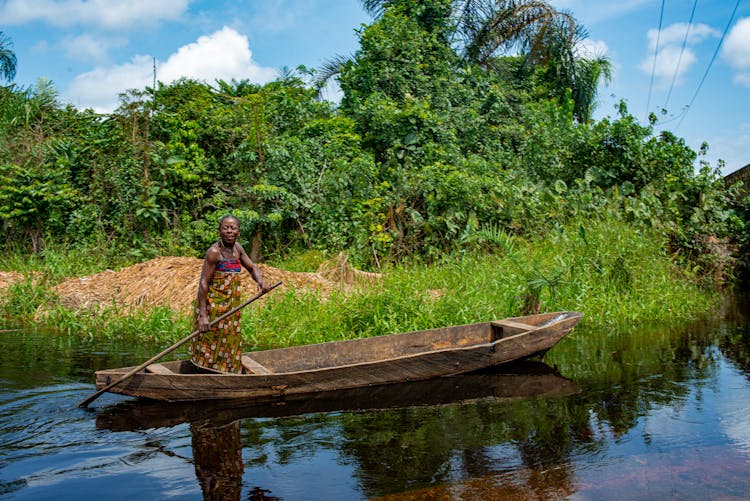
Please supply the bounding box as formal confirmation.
[0,219,727,348]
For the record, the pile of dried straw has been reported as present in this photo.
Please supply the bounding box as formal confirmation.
[32,254,379,319]
[0,271,25,292]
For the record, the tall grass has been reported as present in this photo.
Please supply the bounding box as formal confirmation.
[41,305,192,341]
[1,217,721,345]
[0,240,138,279]
[245,217,719,348]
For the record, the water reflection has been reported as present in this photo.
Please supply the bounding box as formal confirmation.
[190,420,244,501]
[97,362,580,500]
[335,387,584,498]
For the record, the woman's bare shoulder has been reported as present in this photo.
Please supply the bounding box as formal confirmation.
[203,242,221,262]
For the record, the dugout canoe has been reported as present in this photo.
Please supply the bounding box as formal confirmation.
[94,310,582,402]
[97,361,580,431]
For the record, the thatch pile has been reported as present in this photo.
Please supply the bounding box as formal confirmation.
[316,252,382,287]
[0,271,24,292]
[32,254,379,318]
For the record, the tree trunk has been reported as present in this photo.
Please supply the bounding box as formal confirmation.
[250,229,263,262]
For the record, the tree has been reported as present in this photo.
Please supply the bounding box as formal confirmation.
[355,0,610,123]
[520,17,612,123]
[0,162,78,252]
[359,1,577,66]
[0,32,17,83]
[456,0,576,67]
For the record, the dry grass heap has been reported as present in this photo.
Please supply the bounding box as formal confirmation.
[31,254,380,319]
[0,271,25,292]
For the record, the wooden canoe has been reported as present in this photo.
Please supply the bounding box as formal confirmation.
[95,310,582,402]
[96,361,581,431]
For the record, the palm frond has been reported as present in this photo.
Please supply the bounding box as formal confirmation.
[360,0,388,17]
[0,32,18,83]
[313,54,353,91]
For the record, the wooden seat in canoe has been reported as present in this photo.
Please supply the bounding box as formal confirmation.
[491,319,539,336]
[145,363,174,375]
[242,355,272,375]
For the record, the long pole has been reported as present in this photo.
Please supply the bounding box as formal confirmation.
[75,281,281,408]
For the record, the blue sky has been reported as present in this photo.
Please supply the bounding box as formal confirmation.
[1,0,748,174]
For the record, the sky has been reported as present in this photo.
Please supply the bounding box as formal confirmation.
[1,0,749,175]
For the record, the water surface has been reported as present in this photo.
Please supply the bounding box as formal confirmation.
[1,298,749,500]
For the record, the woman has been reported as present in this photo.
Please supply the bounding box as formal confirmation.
[189,215,269,373]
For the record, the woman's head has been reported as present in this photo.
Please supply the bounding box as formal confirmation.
[218,215,240,244]
[219,214,239,230]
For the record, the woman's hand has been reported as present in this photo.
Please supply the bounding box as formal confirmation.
[197,312,210,332]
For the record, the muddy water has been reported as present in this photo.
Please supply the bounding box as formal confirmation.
[1,297,749,500]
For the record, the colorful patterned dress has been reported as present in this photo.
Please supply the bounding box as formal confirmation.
[189,256,244,373]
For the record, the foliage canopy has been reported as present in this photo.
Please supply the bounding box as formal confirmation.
[0,1,745,282]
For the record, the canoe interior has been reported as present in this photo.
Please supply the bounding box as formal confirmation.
[128,311,579,376]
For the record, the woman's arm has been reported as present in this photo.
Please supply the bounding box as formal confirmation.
[237,243,268,292]
[196,245,220,332]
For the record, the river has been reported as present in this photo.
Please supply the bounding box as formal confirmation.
[1,296,749,500]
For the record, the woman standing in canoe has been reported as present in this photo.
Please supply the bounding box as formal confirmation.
[190,215,270,373]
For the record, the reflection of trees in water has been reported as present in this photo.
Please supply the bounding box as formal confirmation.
[549,319,730,437]
[335,398,587,499]
[240,415,341,467]
[332,317,745,498]
[718,324,750,374]
[716,295,750,375]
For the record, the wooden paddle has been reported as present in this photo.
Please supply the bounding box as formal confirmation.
[76,281,282,408]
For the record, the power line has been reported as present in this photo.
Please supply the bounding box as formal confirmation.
[663,0,698,111]
[645,0,666,122]
[676,0,742,130]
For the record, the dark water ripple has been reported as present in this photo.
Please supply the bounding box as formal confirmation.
[0,385,199,500]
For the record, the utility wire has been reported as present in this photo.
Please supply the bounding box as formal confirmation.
[663,0,698,111]
[676,0,741,130]
[645,0,666,122]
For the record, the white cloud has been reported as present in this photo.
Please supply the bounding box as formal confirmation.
[67,55,154,112]
[639,23,718,86]
[722,17,750,70]
[66,27,278,113]
[639,45,697,86]
[61,34,126,62]
[158,26,276,84]
[0,0,189,29]
[734,73,750,88]
[575,38,609,59]
[646,23,717,51]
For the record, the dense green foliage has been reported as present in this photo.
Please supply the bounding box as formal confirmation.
[0,0,747,336]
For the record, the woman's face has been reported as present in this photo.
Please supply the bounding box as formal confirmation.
[219,218,240,244]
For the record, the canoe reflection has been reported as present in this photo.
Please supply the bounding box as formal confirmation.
[96,361,579,432]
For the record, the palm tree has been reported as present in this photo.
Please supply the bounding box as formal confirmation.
[514,14,612,122]
[0,32,17,83]
[456,0,576,67]
[569,53,612,123]
[360,0,576,65]
[343,0,610,122]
